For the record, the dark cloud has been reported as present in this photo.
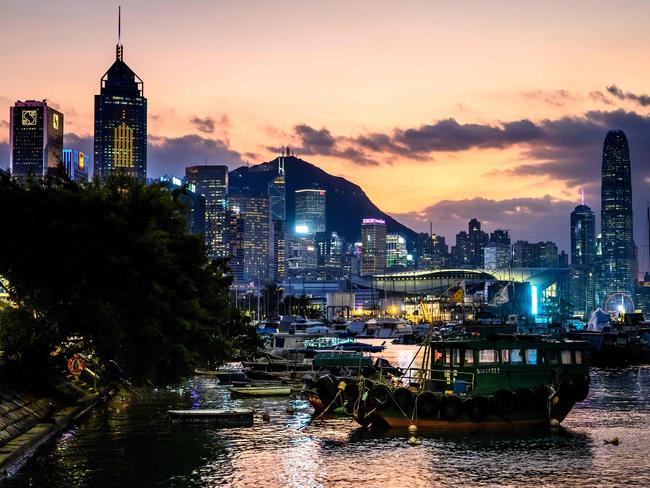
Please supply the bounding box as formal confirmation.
[148,134,244,177]
[606,85,650,107]
[392,196,577,251]
[269,123,379,166]
[190,116,216,134]
[589,91,614,105]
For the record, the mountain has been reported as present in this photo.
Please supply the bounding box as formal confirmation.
[229,156,419,245]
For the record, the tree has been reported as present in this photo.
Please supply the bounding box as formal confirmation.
[0,172,258,385]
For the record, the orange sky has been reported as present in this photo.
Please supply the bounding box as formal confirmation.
[2,0,650,250]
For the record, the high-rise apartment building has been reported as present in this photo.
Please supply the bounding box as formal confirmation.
[227,194,270,283]
[10,100,63,178]
[386,234,408,269]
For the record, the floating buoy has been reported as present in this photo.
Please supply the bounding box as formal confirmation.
[549,418,560,429]
[262,412,270,422]
[408,424,417,435]
[408,436,421,446]
[552,396,560,406]
[286,405,295,414]
[604,437,620,446]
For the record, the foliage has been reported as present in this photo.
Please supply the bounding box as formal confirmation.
[0,172,259,385]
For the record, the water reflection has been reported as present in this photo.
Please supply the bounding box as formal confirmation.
[3,351,650,488]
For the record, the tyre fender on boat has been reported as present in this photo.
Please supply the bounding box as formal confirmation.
[440,395,463,420]
[490,389,515,415]
[392,387,415,415]
[368,384,392,410]
[514,388,535,411]
[415,391,439,419]
[464,395,490,422]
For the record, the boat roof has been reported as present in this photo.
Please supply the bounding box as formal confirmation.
[429,334,591,349]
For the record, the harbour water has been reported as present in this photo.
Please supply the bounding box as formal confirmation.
[3,342,650,487]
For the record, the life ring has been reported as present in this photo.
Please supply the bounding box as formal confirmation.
[490,389,515,415]
[440,395,463,420]
[464,396,490,422]
[369,384,392,410]
[67,354,85,375]
[392,387,415,415]
[514,388,535,411]
[416,391,439,419]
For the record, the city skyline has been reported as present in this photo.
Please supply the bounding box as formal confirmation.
[2,1,650,254]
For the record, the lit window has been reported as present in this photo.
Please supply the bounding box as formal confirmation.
[575,350,582,364]
[561,350,572,364]
[501,349,510,363]
[479,350,497,364]
[453,349,461,366]
[444,349,451,364]
[464,350,474,365]
[526,349,538,365]
[510,349,524,364]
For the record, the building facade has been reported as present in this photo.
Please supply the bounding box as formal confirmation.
[600,130,636,302]
[62,149,89,182]
[386,234,408,269]
[268,157,286,281]
[227,194,270,284]
[294,189,326,235]
[186,165,229,259]
[570,203,596,315]
[94,31,147,182]
[10,100,63,178]
[360,218,387,276]
[483,243,510,270]
[157,175,206,236]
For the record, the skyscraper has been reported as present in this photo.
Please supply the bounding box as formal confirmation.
[227,194,270,283]
[361,218,387,276]
[9,100,63,178]
[601,130,635,301]
[94,8,147,182]
[268,157,286,281]
[571,202,596,268]
[386,234,408,269]
[294,189,326,235]
[186,165,229,259]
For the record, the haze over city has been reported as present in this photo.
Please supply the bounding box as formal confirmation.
[2,0,650,251]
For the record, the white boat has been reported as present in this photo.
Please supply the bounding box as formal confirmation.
[346,319,367,336]
[364,317,413,338]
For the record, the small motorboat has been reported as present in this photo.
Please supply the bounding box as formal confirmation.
[228,385,292,397]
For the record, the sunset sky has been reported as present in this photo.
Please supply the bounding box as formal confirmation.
[2,0,650,258]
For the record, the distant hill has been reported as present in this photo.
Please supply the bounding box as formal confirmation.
[229,156,419,245]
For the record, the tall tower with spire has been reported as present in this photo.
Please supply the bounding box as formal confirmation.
[94,6,147,182]
[570,190,596,315]
[600,129,635,303]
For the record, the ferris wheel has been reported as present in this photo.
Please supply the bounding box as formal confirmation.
[604,292,635,315]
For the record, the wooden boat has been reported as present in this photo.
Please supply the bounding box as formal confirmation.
[168,408,253,427]
[228,385,292,397]
[312,334,591,431]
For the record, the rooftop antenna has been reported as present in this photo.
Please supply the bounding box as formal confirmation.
[580,187,585,206]
[116,6,123,61]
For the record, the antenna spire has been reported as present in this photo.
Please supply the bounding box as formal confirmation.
[580,187,585,206]
[116,6,123,61]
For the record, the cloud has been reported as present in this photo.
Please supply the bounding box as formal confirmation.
[521,89,582,107]
[190,114,230,134]
[589,91,614,105]
[392,195,577,251]
[606,85,650,107]
[268,123,379,166]
[148,134,244,177]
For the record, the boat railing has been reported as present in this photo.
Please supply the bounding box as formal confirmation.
[378,366,475,393]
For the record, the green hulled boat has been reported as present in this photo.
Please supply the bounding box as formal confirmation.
[320,335,591,431]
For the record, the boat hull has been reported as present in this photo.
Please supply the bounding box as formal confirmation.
[228,386,292,397]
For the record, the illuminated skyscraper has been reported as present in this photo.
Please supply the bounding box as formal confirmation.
[386,234,408,269]
[9,100,63,178]
[570,199,596,315]
[268,157,286,281]
[295,189,326,235]
[186,165,228,259]
[361,218,387,276]
[94,8,147,182]
[601,130,635,300]
[227,194,270,283]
